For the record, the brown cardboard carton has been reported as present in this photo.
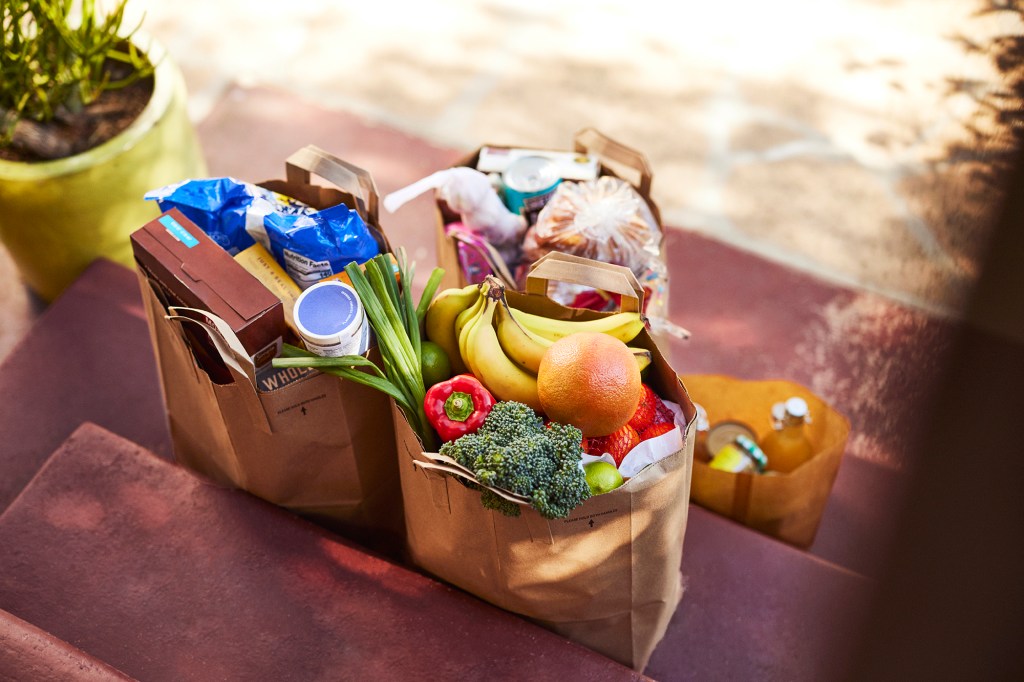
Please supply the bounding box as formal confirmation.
[131,207,285,369]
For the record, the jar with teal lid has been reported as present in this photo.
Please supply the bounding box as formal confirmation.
[706,421,768,474]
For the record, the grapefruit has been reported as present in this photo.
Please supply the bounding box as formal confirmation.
[537,332,642,437]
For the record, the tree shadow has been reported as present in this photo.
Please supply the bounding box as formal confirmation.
[944,1,1024,186]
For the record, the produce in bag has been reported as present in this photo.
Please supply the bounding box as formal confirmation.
[423,373,495,442]
[272,249,444,452]
[421,273,688,519]
[524,176,658,270]
[399,254,695,671]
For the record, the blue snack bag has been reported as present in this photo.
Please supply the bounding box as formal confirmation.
[145,178,315,255]
[145,177,255,254]
[263,203,381,289]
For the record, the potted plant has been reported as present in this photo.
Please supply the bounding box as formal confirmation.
[0,0,206,301]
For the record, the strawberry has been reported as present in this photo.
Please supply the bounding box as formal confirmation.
[587,424,640,467]
[641,422,676,441]
[628,384,659,433]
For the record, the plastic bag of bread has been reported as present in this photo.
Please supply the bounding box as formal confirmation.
[522,176,666,311]
[524,176,660,269]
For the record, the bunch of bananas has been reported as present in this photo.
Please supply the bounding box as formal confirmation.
[424,276,650,411]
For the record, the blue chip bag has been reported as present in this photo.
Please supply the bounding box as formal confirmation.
[263,203,381,289]
[145,178,314,255]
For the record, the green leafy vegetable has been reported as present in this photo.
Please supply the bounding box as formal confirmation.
[440,401,591,519]
[272,248,443,451]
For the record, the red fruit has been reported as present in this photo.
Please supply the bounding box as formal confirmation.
[651,393,674,425]
[641,422,676,441]
[627,384,659,433]
[587,424,640,466]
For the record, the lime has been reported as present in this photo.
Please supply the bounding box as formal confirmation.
[420,340,452,388]
[584,461,624,495]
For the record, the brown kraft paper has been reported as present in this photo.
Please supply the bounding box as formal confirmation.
[685,374,851,548]
[135,146,403,554]
[394,253,696,671]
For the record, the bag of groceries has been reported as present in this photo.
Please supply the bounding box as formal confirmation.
[383,128,670,322]
[132,146,404,555]
[392,253,696,671]
[685,374,851,548]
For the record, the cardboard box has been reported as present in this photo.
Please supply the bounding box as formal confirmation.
[131,208,285,369]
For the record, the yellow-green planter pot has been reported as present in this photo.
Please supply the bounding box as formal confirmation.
[0,37,206,302]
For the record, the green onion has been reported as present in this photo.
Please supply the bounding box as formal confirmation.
[273,248,443,451]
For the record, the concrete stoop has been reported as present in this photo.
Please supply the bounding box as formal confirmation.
[0,84,966,680]
[0,420,872,681]
[0,423,644,681]
[0,258,879,681]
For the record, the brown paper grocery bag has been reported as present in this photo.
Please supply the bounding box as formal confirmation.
[395,254,696,671]
[685,374,851,548]
[136,147,402,554]
[434,129,664,286]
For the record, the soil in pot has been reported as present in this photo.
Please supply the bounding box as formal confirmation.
[1,61,154,163]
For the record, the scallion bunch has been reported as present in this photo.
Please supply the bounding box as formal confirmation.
[273,248,443,451]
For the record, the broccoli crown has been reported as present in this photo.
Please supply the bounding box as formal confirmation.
[439,401,591,520]
[477,400,545,442]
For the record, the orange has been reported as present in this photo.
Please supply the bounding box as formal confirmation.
[537,332,642,437]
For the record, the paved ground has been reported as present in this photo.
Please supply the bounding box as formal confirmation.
[1,7,1017,672]
[0,0,1017,352]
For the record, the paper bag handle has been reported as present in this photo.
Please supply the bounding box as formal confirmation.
[168,307,256,380]
[412,460,532,505]
[166,316,272,434]
[525,252,645,313]
[574,128,653,198]
[285,145,380,227]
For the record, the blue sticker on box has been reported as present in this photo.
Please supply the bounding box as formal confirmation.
[159,214,199,248]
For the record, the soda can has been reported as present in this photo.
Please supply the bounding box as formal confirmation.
[502,155,561,225]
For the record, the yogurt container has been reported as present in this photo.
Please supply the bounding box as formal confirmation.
[292,280,370,357]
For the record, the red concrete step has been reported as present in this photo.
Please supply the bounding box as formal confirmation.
[0,608,133,681]
[651,506,872,681]
[0,258,172,515]
[0,261,875,679]
[0,423,645,682]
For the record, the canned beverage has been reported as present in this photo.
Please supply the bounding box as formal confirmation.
[293,280,371,357]
[502,155,561,225]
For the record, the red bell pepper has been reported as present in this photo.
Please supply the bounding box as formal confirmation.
[424,374,496,443]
